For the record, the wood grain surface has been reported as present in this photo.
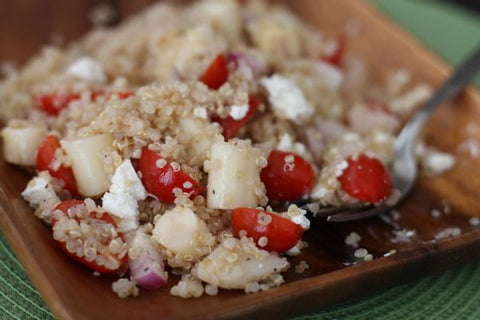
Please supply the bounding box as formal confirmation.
[1,1,480,319]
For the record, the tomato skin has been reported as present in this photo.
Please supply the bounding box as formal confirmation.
[338,154,392,203]
[321,36,345,66]
[212,95,261,139]
[231,208,303,252]
[200,54,229,90]
[52,200,127,274]
[260,150,315,202]
[138,148,203,204]
[36,135,78,196]
[34,91,133,115]
[34,93,81,115]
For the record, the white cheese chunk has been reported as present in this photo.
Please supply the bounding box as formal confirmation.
[261,74,314,123]
[110,159,147,201]
[194,237,289,289]
[229,104,249,120]
[290,214,310,230]
[283,205,310,230]
[102,192,138,232]
[101,159,147,232]
[152,206,213,259]
[21,173,58,206]
[422,151,455,175]
[67,56,106,83]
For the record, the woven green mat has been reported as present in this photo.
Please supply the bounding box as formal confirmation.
[1,1,480,319]
[0,234,54,320]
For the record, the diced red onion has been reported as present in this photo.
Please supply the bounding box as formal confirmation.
[341,57,369,102]
[171,68,184,81]
[314,118,348,142]
[347,103,399,135]
[226,52,266,80]
[128,230,168,291]
[301,126,325,163]
[313,61,343,91]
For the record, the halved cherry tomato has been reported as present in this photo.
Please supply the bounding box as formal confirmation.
[212,95,261,139]
[138,148,203,204]
[321,36,345,66]
[200,54,229,90]
[33,93,81,115]
[231,208,303,252]
[338,154,392,203]
[260,150,315,201]
[34,91,133,115]
[52,200,127,274]
[36,135,78,196]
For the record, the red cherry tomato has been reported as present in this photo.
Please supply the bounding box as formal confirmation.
[52,200,127,274]
[36,135,78,196]
[200,54,229,90]
[34,91,133,115]
[260,150,315,201]
[338,154,392,203]
[33,93,81,115]
[138,148,203,204]
[212,95,261,140]
[231,208,303,252]
[321,36,345,66]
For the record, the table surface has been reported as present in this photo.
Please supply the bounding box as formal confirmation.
[1,1,480,319]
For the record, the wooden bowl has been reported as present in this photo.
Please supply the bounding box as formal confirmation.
[1,1,480,319]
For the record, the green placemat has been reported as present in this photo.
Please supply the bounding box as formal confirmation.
[0,234,54,320]
[1,1,480,320]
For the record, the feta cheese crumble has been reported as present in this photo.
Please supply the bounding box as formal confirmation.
[260,74,314,123]
[334,160,348,177]
[345,232,361,248]
[229,104,249,120]
[421,151,455,175]
[391,229,416,243]
[102,159,147,232]
[102,192,138,230]
[283,204,310,230]
[67,56,107,83]
[109,159,147,200]
[22,172,58,206]
[469,217,480,227]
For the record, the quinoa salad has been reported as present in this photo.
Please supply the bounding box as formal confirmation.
[0,0,456,298]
